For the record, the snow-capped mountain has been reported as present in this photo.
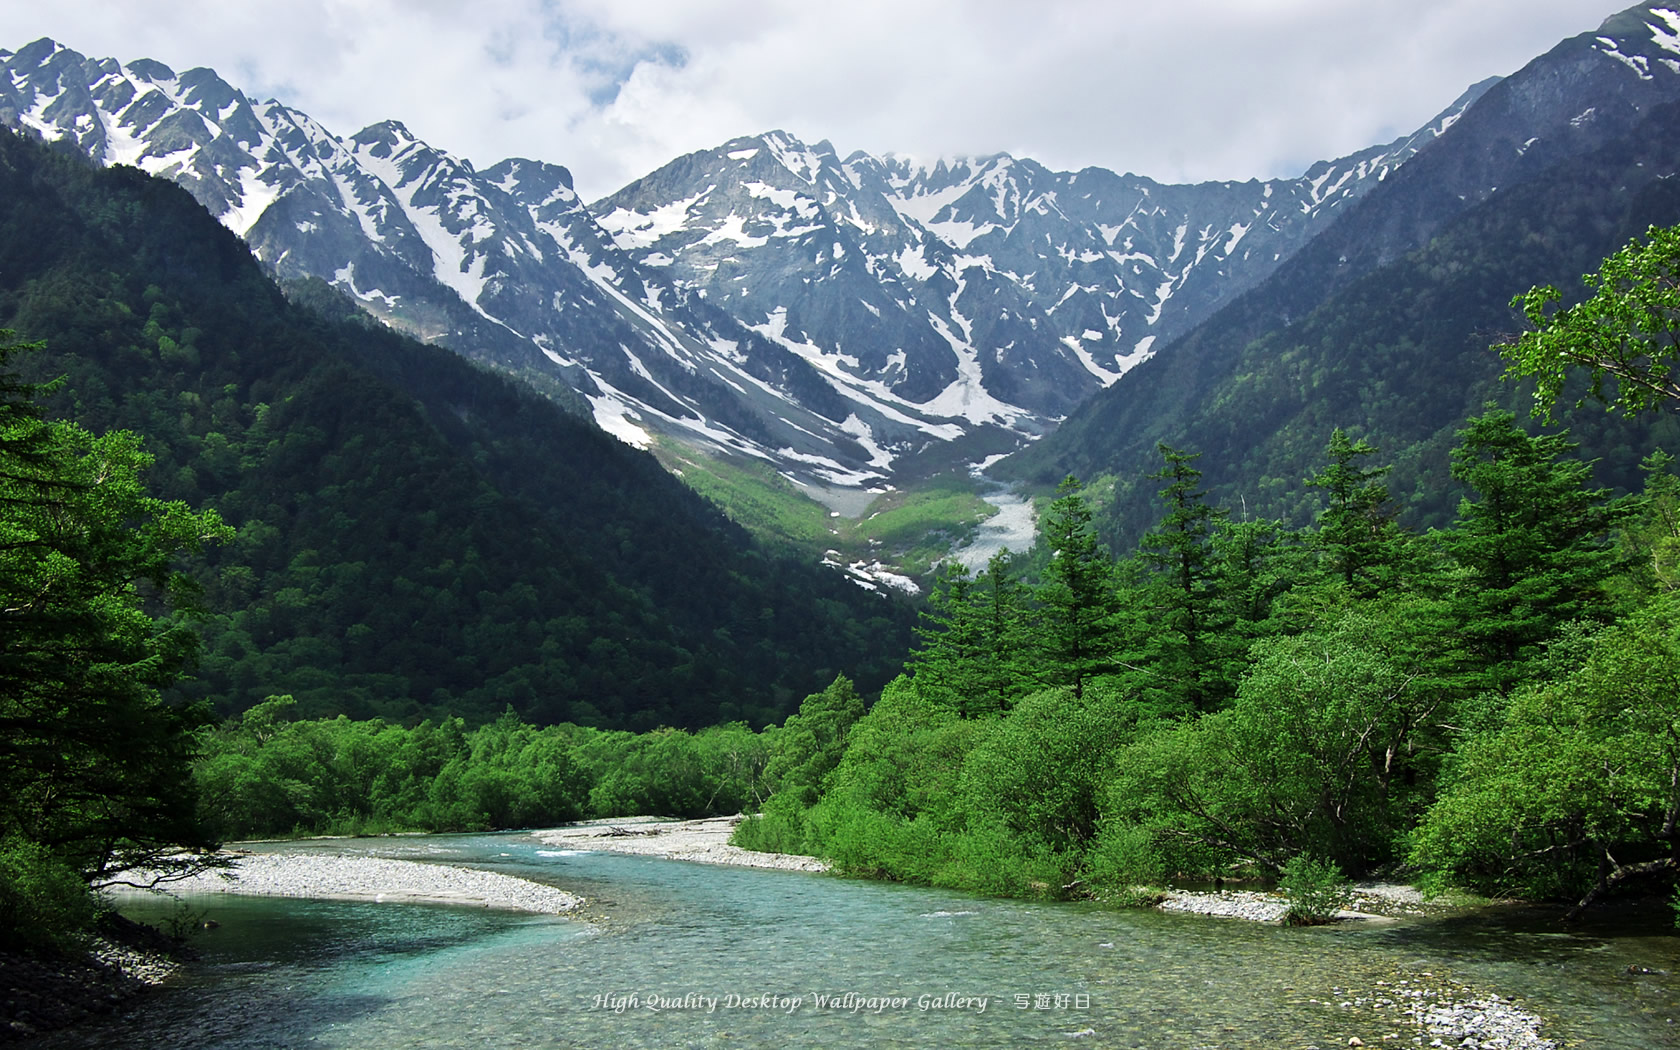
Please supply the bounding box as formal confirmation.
[592,102,1485,425]
[1,17,1625,495]
[0,39,900,487]
[1005,3,1680,528]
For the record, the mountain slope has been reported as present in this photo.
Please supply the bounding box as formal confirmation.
[0,40,899,488]
[0,126,914,728]
[0,37,1478,499]
[593,101,1484,427]
[1003,2,1680,542]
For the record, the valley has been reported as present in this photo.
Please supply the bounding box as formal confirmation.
[9,7,1680,1049]
[0,36,1494,580]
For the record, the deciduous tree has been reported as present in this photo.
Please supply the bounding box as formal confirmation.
[1500,223,1680,419]
[0,333,230,892]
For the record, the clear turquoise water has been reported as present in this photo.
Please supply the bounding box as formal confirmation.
[39,833,1680,1049]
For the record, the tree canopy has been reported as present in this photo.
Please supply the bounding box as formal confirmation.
[1502,222,1680,419]
[0,331,229,944]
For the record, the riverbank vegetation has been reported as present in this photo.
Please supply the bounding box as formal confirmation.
[732,226,1680,918]
[736,418,1680,910]
[9,159,1680,955]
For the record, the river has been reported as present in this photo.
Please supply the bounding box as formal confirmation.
[32,834,1680,1049]
[954,475,1036,572]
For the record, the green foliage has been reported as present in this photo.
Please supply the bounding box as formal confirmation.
[1413,595,1680,909]
[1280,853,1353,926]
[1038,477,1122,700]
[1003,106,1680,549]
[800,678,983,880]
[0,331,228,894]
[1134,447,1233,712]
[652,441,835,550]
[1108,606,1454,875]
[839,480,998,578]
[1501,223,1680,419]
[780,678,1135,898]
[908,552,1034,717]
[759,675,865,808]
[0,128,913,732]
[195,704,771,838]
[1084,822,1167,894]
[1438,409,1622,692]
[1308,428,1401,597]
[726,178,1680,918]
[957,684,1132,855]
[1612,449,1680,599]
[0,835,98,950]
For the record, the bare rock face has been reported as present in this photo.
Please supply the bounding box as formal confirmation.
[0,37,1469,488]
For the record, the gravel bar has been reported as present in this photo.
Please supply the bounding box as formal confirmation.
[142,853,582,914]
[532,816,830,872]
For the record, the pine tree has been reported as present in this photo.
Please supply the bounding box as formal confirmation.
[1137,445,1231,712]
[1308,428,1401,597]
[1438,409,1622,692]
[1038,477,1120,701]
[909,551,1035,716]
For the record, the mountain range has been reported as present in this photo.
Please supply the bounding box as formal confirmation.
[5,5,1680,562]
[0,126,914,728]
[0,34,1481,499]
[1002,1,1680,541]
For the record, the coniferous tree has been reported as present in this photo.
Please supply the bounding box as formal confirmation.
[1211,516,1302,661]
[1038,477,1120,701]
[1137,446,1229,712]
[1439,409,1623,692]
[1308,428,1401,597]
[971,549,1035,714]
[910,557,1032,717]
[909,561,981,700]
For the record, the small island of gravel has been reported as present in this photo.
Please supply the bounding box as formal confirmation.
[133,852,583,914]
[531,815,830,872]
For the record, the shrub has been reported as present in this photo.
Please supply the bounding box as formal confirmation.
[1084,822,1166,894]
[0,837,97,950]
[1280,853,1352,925]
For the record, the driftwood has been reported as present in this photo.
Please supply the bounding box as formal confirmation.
[1565,855,1679,920]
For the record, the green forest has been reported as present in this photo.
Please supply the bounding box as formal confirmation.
[9,121,1680,952]
[0,128,914,733]
[729,224,1680,919]
[0,126,910,950]
[1003,91,1680,552]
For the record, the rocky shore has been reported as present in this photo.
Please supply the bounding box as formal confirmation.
[132,851,584,913]
[1154,881,1435,924]
[531,815,830,871]
[1325,973,1556,1049]
[1,918,183,1042]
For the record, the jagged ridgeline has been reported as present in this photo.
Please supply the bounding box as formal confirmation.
[0,128,915,728]
[1003,4,1680,543]
[0,35,1484,497]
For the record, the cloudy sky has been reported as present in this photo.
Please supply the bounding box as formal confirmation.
[0,1,1635,200]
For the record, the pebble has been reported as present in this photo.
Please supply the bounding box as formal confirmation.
[1157,889,1293,923]
[130,853,584,913]
[532,816,831,872]
[1331,976,1556,1050]
[0,934,180,1039]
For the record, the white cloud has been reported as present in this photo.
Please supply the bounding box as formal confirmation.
[0,0,1633,200]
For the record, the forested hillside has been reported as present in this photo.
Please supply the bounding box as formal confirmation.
[737,362,1680,917]
[0,128,914,730]
[1005,92,1680,549]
